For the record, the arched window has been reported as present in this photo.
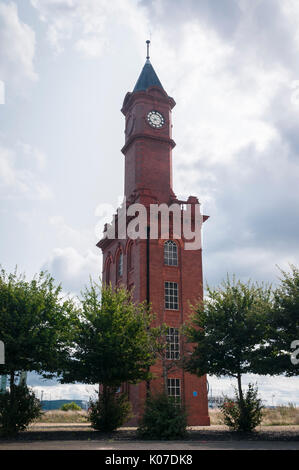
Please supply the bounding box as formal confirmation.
[117,251,123,279]
[106,258,111,284]
[127,242,133,271]
[164,240,178,266]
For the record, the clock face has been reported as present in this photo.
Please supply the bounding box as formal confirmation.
[147,110,165,129]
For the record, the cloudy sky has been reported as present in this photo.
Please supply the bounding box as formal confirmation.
[0,0,298,404]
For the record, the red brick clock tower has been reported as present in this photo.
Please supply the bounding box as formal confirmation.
[98,43,210,426]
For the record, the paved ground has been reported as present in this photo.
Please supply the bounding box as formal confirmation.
[0,439,298,450]
[0,424,298,450]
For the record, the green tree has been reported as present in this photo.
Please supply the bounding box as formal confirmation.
[60,402,81,411]
[185,276,272,431]
[0,268,75,433]
[0,384,41,436]
[0,268,76,383]
[62,282,156,430]
[256,265,299,376]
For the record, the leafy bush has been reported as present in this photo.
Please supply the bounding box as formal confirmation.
[60,402,81,411]
[0,384,41,437]
[88,388,131,432]
[219,383,263,432]
[137,393,187,440]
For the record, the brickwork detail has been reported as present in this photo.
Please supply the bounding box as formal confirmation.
[97,68,210,426]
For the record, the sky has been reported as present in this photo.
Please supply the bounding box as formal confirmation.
[0,0,298,405]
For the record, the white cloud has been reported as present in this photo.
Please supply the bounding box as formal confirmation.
[0,142,52,200]
[205,246,299,288]
[31,383,97,402]
[0,2,37,87]
[28,373,299,405]
[0,79,4,104]
[7,0,299,405]
[75,37,106,58]
[42,215,102,293]
[43,246,101,293]
[208,374,299,406]
[281,0,299,50]
[18,143,47,171]
[150,21,288,169]
[49,215,93,249]
[31,0,147,57]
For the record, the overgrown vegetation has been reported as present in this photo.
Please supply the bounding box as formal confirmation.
[33,404,299,426]
[35,410,88,423]
[210,403,299,426]
[0,265,298,437]
[185,276,272,432]
[0,268,77,382]
[137,393,187,440]
[61,282,157,431]
[88,388,132,432]
[256,265,299,377]
[0,268,76,435]
[262,404,299,426]
[219,383,263,432]
[60,402,81,411]
[0,385,41,436]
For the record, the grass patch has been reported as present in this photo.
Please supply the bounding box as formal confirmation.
[262,405,299,426]
[209,404,299,426]
[35,405,299,427]
[35,410,89,424]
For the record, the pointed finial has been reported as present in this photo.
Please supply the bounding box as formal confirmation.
[146,40,150,60]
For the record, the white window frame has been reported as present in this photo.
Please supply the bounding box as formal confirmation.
[167,378,181,403]
[164,240,178,266]
[166,327,180,360]
[165,281,179,310]
[117,252,123,278]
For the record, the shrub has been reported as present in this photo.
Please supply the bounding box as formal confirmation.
[137,393,187,440]
[0,384,41,437]
[88,388,131,432]
[219,383,263,432]
[60,402,81,411]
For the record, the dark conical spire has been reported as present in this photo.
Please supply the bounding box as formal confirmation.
[133,40,164,92]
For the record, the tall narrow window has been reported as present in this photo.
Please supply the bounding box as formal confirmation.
[106,259,111,284]
[127,242,133,271]
[166,328,180,360]
[164,241,178,266]
[167,378,181,403]
[165,282,179,310]
[117,252,123,278]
